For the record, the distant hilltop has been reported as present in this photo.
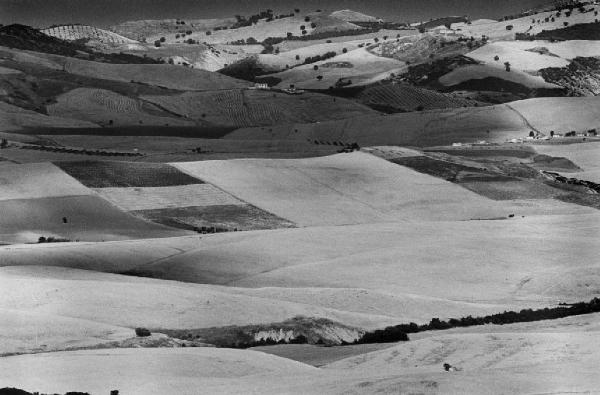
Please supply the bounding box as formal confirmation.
[329,9,382,23]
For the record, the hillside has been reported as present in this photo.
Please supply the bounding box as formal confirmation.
[356,82,487,112]
[142,89,376,127]
[329,10,380,23]
[41,25,138,45]
[228,97,600,147]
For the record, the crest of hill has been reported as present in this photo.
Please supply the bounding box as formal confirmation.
[111,18,237,41]
[330,10,380,23]
[42,25,138,45]
[0,24,159,64]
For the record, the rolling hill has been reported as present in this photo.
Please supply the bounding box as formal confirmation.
[41,25,138,45]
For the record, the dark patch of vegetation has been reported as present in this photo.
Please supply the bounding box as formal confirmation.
[132,204,295,232]
[37,236,71,243]
[135,327,152,337]
[391,156,498,183]
[356,297,600,345]
[18,126,237,138]
[55,160,203,188]
[417,16,468,31]
[528,21,600,41]
[0,24,161,64]
[0,389,90,395]
[540,57,600,96]
[218,56,275,82]
[443,76,566,97]
[303,51,337,65]
[20,144,143,157]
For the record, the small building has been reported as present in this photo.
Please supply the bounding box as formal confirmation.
[253,83,269,90]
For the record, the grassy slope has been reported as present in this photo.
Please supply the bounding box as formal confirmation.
[227,97,600,146]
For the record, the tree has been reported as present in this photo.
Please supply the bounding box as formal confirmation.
[506,25,514,30]
[295,54,300,60]
[154,40,161,47]
[342,47,348,53]
[317,75,323,81]
[305,16,311,22]
[313,65,319,70]
[504,61,511,72]
[246,37,258,44]
[287,32,293,37]
[300,25,305,30]
[206,30,212,35]
[0,138,7,149]
[302,30,307,35]
[294,8,300,13]
[159,36,166,42]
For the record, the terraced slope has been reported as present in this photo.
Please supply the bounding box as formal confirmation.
[47,88,195,127]
[357,83,485,112]
[142,89,375,127]
[42,25,138,45]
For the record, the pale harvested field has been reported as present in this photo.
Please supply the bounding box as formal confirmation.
[1,313,599,394]
[0,195,186,244]
[174,152,579,225]
[1,211,598,304]
[535,141,600,182]
[94,184,243,211]
[270,47,406,89]
[0,162,91,201]
[439,64,559,89]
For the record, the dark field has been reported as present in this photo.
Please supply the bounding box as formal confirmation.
[19,126,237,138]
[391,156,496,182]
[425,147,535,159]
[55,160,202,187]
[133,204,296,231]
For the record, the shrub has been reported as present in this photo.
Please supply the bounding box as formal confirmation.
[311,22,316,28]
[305,16,310,22]
[206,31,212,35]
[317,75,323,80]
[135,327,151,337]
[159,37,165,42]
[506,25,514,30]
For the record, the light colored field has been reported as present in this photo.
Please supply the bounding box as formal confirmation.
[0,348,318,395]
[467,40,600,72]
[0,266,398,346]
[452,6,600,40]
[94,184,244,211]
[174,152,522,225]
[48,88,195,127]
[0,162,91,201]
[1,315,599,394]
[0,101,98,133]
[152,15,332,45]
[509,96,600,133]
[330,10,379,22]
[42,25,138,44]
[276,29,417,52]
[439,64,560,89]
[228,97,600,146]
[535,141,600,182]
[142,89,375,127]
[3,210,598,304]
[269,47,406,88]
[0,195,187,244]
